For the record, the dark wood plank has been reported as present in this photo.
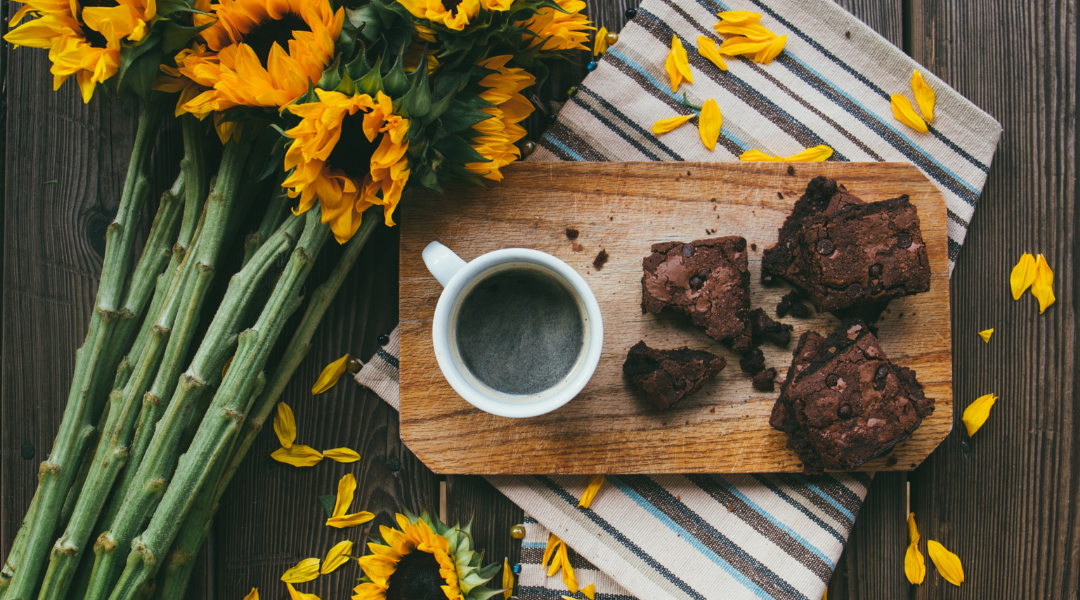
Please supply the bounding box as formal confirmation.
[446,476,525,568]
[907,1,1078,599]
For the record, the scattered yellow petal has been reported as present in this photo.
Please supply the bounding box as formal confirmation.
[822,590,827,600]
[312,354,349,395]
[578,475,606,509]
[717,10,761,24]
[927,540,964,586]
[754,34,787,65]
[890,94,928,133]
[593,26,608,56]
[904,513,926,585]
[558,543,578,593]
[582,583,596,600]
[664,35,693,92]
[1032,253,1055,313]
[323,448,361,463]
[911,70,936,121]
[274,402,296,449]
[714,21,775,42]
[326,511,375,529]
[978,329,993,343]
[502,558,514,599]
[698,99,723,151]
[281,558,320,583]
[1010,253,1037,300]
[286,583,320,600]
[740,145,834,162]
[243,589,259,600]
[321,540,353,574]
[543,533,562,573]
[271,445,323,468]
[962,393,997,437]
[332,473,356,517]
[652,114,694,134]
[719,36,771,56]
[696,36,728,70]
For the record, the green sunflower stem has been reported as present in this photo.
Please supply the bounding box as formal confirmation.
[243,179,290,266]
[0,101,165,600]
[83,191,305,600]
[107,210,330,600]
[154,211,379,600]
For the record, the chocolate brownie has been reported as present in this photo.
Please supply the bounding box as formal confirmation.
[752,367,777,392]
[749,308,793,346]
[623,341,726,410]
[795,196,931,312]
[776,290,811,319]
[641,237,752,350]
[769,320,934,473]
[739,348,766,375]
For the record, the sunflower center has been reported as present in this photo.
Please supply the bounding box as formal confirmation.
[385,551,447,600]
[78,0,117,47]
[327,111,380,182]
[243,12,310,66]
[441,0,463,15]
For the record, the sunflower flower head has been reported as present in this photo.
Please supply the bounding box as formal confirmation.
[353,513,501,600]
[397,0,480,31]
[464,55,535,182]
[519,0,593,51]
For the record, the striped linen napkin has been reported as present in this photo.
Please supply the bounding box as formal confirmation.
[357,0,1002,597]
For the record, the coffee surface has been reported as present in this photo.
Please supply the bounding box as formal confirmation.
[454,266,584,396]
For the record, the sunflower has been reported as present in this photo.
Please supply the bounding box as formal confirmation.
[397,0,479,31]
[176,0,343,117]
[353,513,499,600]
[5,0,155,102]
[281,89,410,242]
[464,55,534,182]
[519,0,593,51]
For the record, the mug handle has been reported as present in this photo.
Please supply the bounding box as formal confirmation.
[423,241,468,287]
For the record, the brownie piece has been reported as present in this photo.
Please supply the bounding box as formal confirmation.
[752,367,777,392]
[641,237,752,350]
[769,320,934,473]
[623,341,726,410]
[776,290,811,319]
[739,348,766,375]
[796,196,930,312]
[762,176,866,287]
[749,308,793,346]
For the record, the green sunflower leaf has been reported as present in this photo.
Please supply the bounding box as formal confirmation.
[438,100,492,134]
[434,134,489,165]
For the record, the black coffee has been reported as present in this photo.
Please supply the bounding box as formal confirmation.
[454,266,585,396]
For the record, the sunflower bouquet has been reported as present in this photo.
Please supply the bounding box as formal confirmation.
[0,0,591,598]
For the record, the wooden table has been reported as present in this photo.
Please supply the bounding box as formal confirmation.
[0,1,1073,599]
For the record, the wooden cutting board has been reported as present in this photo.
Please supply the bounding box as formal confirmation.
[399,162,952,474]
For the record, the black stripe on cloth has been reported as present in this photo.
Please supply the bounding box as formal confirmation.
[750,475,847,544]
[522,543,602,572]
[539,132,579,161]
[639,4,850,161]
[574,85,685,160]
[376,347,399,369]
[533,475,707,600]
[684,474,834,582]
[617,475,811,600]
[772,474,855,530]
[849,472,873,488]
[948,236,960,263]
[737,0,991,174]
[598,51,746,158]
[793,474,864,515]
[518,585,638,600]
[544,119,614,161]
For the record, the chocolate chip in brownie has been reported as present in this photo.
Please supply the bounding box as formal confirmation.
[623,341,726,410]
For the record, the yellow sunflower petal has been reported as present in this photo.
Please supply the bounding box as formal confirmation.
[312,354,350,394]
[558,543,578,593]
[502,558,514,599]
[905,513,925,585]
[321,540,353,574]
[593,26,608,56]
[961,393,997,437]
[652,114,694,134]
[665,34,693,92]
[333,473,356,517]
[755,34,787,64]
[696,35,728,70]
[978,329,994,343]
[1010,253,1037,300]
[740,145,833,162]
[578,474,605,509]
[243,589,259,600]
[543,534,562,573]
[911,69,936,121]
[1032,253,1055,313]
[323,448,362,463]
[271,445,323,467]
[890,94,928,133]
[274,402,296,449]
[286,583,321,600]
[927,540,964,586]
[713,21,776,42]
[326,511,375,529]
[719,36,771,56]
[582,583,596,600]
[281,558,321,583]
[717,10,761,24]
[698,99,722,152]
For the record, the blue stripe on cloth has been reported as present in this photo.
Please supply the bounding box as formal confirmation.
[610,476,809,600]
[575,85,686,160]
[751,475,847,544]
[541,132,586,161]
[534,476,708,600]
[796,480,856,521]
[709,476,831,562]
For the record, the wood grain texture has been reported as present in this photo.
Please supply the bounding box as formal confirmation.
[400,162,952,474]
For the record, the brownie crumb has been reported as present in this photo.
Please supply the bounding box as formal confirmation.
[750,243,757,251]
[752,368,777,392]
[749,308,793,346]
[571,242,584,252]
[739,348,766,375]
[593,249,609,270]
[777,192,784,199]
[565,227,580,240]
[787,165,796,175]
[777,290,811,319]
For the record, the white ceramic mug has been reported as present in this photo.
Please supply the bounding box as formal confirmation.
[422,241,604,418]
